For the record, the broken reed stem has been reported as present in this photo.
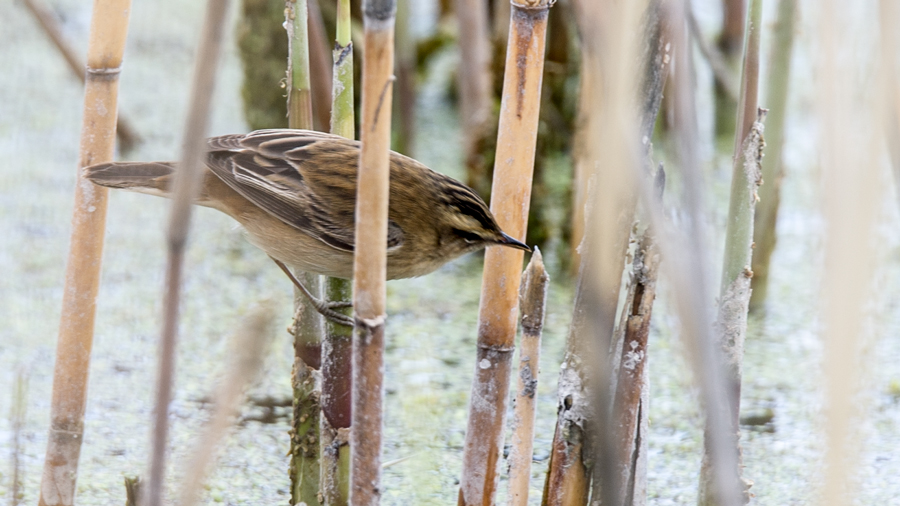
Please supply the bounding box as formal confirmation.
[351,1,396,504]
[699,0,763,501]
[749,0,797,311]
[176,306,275,506]
[319,2,355,504]
[818,1,883,504]
[545,1,661,504]
[507,249,550,506]
[611,230,660,505]
[146,3,230,506]
[21,0,141,151]
[458,3,551,505]
[285,2,324,505]
[124,476,142,506]
[37,2,131,505]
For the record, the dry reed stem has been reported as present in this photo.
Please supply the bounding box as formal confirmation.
[146,2,230,505]
[579,0,644,501]
[351,1,396,504]
[458,3,551,505]
[507,249,549,506]
[21,0,141,151]
[611,232,660,505]
[176,306,275,506]
[817,2,884,504]
[37,2,131,505]
[124,476,142,506]
[547,1,666,503]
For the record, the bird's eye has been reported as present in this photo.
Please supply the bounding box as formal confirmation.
[453,229,482,244]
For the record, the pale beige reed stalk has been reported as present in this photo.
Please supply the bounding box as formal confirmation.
[38,2,131,505]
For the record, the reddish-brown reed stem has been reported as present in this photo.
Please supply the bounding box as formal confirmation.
[350,1,396,504]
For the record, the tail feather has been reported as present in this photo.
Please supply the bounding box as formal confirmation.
[83,161,176,197]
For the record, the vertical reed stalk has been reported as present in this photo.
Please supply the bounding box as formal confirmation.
[545,2,664,504]
[331,0,355,140]
[146,3,231,506]
[578,1,644,504]
[288,0,315,129]
[37,2,131,504]
[608,3,745,505]
[458,3,551,505]
[698,0,763,503]
[611,231,660,506]
[817,2,883,504]
[749,0,797,311]
[544,4,604,499]
[507,249,549,506]
[320,5,356,502]
[285,2,324,504]
[455,0,493,194]
[351,1,396,504]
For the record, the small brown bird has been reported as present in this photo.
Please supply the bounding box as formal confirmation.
[85,129,528,320]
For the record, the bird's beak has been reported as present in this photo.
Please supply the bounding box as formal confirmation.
[496,232,531,252]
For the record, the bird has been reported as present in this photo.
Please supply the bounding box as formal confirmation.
[85,129,529,324]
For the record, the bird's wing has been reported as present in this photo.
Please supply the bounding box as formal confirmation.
[206,129,404,252]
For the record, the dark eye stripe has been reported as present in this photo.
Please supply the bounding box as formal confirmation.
[450,195,496,232]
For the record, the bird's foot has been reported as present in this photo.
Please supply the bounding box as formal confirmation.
[271,257,354,328]
[323,300,353,310]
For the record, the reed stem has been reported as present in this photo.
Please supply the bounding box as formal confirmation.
[146,2,231,505]
[458,2,551,505]
[350,1,396,504]
[38,2,131,504]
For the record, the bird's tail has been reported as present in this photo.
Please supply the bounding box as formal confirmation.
[83,161,177,198]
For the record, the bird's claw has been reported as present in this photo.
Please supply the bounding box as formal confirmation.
[324,300,353,310]
[271,257,355,328]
